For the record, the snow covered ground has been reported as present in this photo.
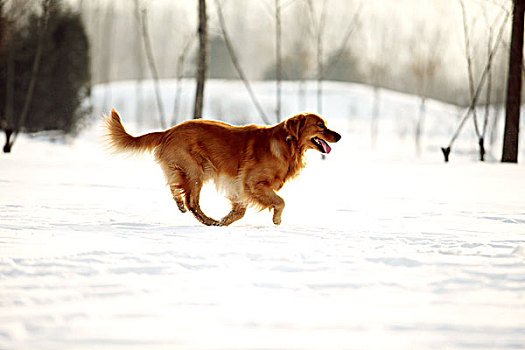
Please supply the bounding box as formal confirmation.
[1,80,525,349]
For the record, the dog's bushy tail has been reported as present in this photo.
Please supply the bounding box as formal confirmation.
[105,109,164,153]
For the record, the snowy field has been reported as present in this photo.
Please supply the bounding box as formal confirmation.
[1,80,525,349]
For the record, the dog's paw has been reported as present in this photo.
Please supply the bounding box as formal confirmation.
[272,215,282,225]
[204,219,221,226]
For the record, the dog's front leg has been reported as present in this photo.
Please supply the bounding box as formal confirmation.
[249,182,285,225]
[220,202,247,226]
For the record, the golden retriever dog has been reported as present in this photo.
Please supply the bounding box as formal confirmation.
[105,109,341,226]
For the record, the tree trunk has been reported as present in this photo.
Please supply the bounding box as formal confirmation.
[275,0,282,123]
[0,2,4,51]
[3,28,15,133]
[172,33,195,125]
[306,0,327,116]
[133,0,144,128]
[3,130,13,153]
[415,96,426,155]
[141,8,167,128]
[502,0,524,163]
[16,0,50,132]
[193,0,208,119]
[172,47,187,126]
[442,10,510,162]
[316,2,327,116]
[100,1,113,113]
[214,0,270,124]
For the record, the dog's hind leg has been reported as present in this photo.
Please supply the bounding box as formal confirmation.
[161,164,188,213]
[169,185,186,213]
[220,202,247,226]
[161,159,220,226]
[184,178,221,226]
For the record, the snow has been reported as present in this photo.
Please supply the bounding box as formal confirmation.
[1,80,525,349]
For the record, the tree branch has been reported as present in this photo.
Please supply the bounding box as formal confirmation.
[446,9,510,149]
[214,0,271,124]
[324,2,362,78]
[135,0,167,128]
[459,0,481,138]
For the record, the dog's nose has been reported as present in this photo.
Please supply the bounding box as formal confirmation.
[334,132,341,142]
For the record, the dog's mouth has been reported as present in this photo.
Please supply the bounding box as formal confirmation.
[311,137,331,154]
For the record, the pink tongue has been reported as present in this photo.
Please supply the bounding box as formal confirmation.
[319,139,331,154]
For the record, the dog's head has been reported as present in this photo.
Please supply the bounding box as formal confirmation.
[284,113,341,154]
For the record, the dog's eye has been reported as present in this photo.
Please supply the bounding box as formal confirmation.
[317,123,325,128]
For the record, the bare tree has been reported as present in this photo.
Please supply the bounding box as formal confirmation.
[457,0,509,161]
[3,0,50,153]
[132,0,145,128]
[306,0,327,115]
[367,20,390,148]
[275,0,282,122]
[214,0,271,124]
[262,0,302,121]
[483,10,493,150]
[172,33,195,125]
[293,1,312,112]
[322,4,361,78]
[480,6,505,157]
[194,0,208,119]
[441,7,510,162]
[1,0,15,152]
[92,1,114,115]
[502,0,524,163]
[459,0,488,160]
[0,1,4,43]
[91,0,102,95]
[489,51,507,148]
[260,0,298,121]
[410,25,442,155]
[135,0,167,128]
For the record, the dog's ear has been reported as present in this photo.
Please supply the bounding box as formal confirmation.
[284,114,306,141]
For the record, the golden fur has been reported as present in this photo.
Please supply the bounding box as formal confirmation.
[105,109,341,226]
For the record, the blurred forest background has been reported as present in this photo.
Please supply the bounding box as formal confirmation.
[0,0,521,160]
[79,0,510,106]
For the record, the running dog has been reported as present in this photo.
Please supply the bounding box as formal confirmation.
[105,110,340,226]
